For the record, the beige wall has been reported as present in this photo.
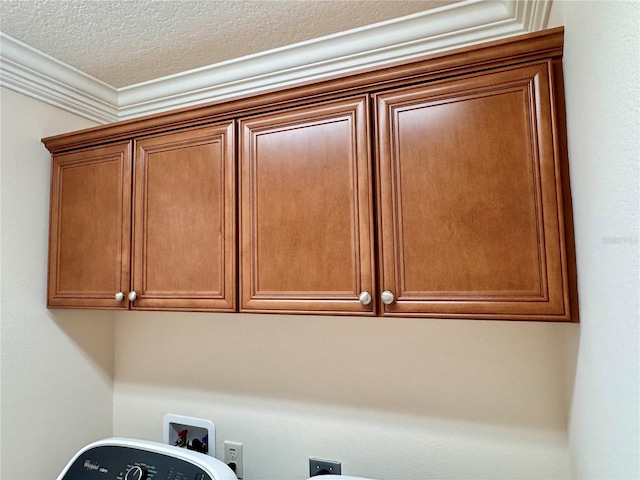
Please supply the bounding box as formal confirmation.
[0,88,115,479]
[548,2,640,478]
[113,311,576,479]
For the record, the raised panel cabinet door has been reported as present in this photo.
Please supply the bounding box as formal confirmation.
[375,62,577,321]
[48,142,132,308]
[132,123,236,311]
[240,96,376,314]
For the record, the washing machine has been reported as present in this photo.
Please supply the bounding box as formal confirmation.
[57,437,238,480]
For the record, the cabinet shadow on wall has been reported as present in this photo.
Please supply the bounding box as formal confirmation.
[113,311,580,431]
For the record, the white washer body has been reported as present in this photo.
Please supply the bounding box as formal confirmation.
[57,437,237,480]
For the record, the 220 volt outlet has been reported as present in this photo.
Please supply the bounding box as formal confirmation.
[309,458,341,477]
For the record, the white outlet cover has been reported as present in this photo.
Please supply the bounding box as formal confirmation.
[163,413,216,458]
[224,441,243,479]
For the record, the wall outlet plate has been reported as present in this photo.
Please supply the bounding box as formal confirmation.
[224,441,244,479]
[162,413,215,457]
[309,458,341,477]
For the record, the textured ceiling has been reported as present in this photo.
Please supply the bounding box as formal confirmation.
[0,0,459,88]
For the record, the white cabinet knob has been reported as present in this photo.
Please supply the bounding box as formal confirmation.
[128,291,137,302]
[115,292,125,301]
[359,291,372,305]
[381,290,395,305]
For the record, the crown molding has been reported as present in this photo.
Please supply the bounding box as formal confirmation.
[0,0,551,124]
[516,0,552,32]
[0,33,118,123]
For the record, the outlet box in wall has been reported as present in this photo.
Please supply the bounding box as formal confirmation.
[309,458,341,477]
[163,413,215,457]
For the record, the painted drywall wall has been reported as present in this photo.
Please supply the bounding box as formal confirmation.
[546,2,640,479]
[114,311,576,479]
[0,87,116,479]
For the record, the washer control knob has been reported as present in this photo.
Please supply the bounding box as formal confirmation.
[124,465,147,480]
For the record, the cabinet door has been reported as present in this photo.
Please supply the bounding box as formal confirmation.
[240,96,375,314]
[48,142,132,308]
[132,123,235,311]
[375,63,576,320]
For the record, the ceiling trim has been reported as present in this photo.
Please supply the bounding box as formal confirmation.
[0,33,119,123]
[0,0,551,124]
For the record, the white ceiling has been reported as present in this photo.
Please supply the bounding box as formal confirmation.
[0,0,458,88]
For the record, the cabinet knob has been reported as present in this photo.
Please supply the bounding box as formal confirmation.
[128,291,137,302]
[359,291,372,305]
[115,292,125,302]
[381,290,395,305]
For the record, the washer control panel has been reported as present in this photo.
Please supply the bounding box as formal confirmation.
[60,445,212,480]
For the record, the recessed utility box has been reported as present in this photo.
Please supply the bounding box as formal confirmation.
[309,458,341,477]
[163,413,215,457]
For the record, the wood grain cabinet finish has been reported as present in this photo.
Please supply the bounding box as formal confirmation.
[44,29,577,321]
[239,96,376,314]
[132,124,236,311]
[375,62,577,320]
[47,123,235,311]
[48,142,132,308]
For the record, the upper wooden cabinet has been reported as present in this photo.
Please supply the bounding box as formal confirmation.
[47,123,236,311]
[131,125,236,311]
[48,142,132,308]
[43,28,577,321]
[239,96,376,314]
[375,63,576,321]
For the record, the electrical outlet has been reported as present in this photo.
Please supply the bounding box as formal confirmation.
[309,458,341,477]
[224,441,243,479]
